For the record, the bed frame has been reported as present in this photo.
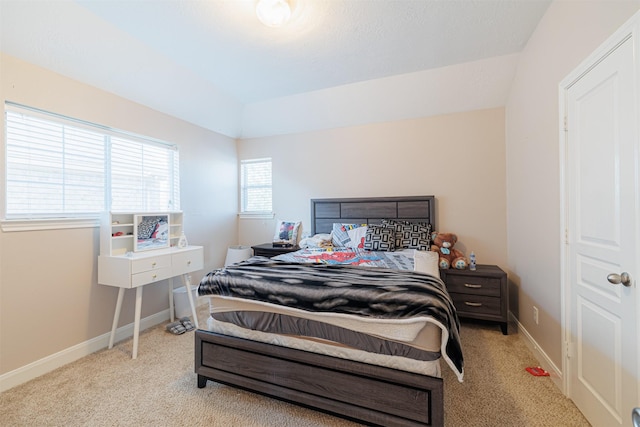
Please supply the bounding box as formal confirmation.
[195,195,443,426]
[309,195,435,235]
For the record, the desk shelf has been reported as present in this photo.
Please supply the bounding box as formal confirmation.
[101,211,184,256]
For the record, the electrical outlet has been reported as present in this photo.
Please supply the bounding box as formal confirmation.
[533,306,539,325]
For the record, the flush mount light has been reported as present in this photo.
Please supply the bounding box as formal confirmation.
[256,0,291,27]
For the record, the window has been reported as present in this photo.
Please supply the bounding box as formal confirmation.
[240,158,272,215]
[4,103,180,223]
[109,136,179,212]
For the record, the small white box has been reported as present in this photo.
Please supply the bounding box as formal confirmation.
[173,285,199,318]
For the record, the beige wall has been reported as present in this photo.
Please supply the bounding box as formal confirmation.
[0,54,238,374]
[7,0,638,388]
[505,2,639,368]
[237,108,507,268]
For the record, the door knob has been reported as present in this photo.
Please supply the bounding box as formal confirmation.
[607,272,632,287]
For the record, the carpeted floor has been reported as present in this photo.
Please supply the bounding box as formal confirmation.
[1,306,589,426]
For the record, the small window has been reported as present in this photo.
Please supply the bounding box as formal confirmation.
[240,158,272,215]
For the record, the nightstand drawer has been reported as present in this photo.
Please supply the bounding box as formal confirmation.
[442,264,509,334]
[450,293,502,317]
[445,275,501,297]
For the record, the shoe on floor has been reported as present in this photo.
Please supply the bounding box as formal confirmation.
[179,316,195,331]
[166,321,186,335]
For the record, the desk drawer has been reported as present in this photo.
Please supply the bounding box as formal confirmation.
[173,248,204,274]
[445,275,501,297]
[132,266,173,287]
[450,293,501,317]
[131,255,171,274]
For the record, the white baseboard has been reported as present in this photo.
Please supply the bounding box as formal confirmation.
[510,312,565,394]
[0,309,170,393]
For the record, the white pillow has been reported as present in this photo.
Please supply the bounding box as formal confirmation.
[346,226,368,249]
[414,250,440,277]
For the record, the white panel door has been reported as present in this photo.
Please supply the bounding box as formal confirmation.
[566,35,638,427]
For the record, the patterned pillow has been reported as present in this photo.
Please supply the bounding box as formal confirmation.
[364,224,396,251]
[137,217,160,239]
[331,223,366,247]
[383,219,432,250]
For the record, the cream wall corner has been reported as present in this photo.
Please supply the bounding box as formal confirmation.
[0,53,238,378]
[505,1,640,368]
[238,107,507,269]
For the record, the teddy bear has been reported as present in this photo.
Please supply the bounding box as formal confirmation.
[431,232,468,269]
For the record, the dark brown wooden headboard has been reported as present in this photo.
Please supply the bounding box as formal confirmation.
[310,196,436,235]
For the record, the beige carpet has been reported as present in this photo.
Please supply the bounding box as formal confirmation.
[1,306,589,426]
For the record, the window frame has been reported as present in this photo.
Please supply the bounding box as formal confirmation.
[2,102,180,232]
[239,158,273,219]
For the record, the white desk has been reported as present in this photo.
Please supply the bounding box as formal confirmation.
[98,245,204,358]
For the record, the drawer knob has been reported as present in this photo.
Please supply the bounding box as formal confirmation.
[464,302,483,307]
[464,283,482,289]
[152,274,157,280]
[187,261,191,265]
[152,262,157,267]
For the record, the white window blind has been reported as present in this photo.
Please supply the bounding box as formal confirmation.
[110,137,179,212]
[4,104,180,220]
[240,158,272,214]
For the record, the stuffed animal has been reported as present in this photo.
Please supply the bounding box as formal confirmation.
[431,232,468,269]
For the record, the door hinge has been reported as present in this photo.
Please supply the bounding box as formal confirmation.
[566,341,574,359]
[564,116,568,132]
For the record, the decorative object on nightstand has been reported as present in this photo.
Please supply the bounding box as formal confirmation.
[430,232,468,270]
[98,211,204,358]
[441,264,509,334]
[252,242,300,258]
[224,246,252,266]
[273,219,301,247]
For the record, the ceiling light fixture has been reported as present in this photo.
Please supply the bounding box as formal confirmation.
[256,0,291,28]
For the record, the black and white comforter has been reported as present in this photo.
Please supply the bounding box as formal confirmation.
[198,257,463,377]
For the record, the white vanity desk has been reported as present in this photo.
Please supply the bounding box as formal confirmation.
[98,245,204,359]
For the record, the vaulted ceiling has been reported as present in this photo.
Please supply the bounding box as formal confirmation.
[1,0,551,138]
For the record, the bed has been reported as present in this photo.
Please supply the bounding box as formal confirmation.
[195,195,462,426]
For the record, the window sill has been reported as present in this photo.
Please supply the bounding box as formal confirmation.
[1,218,100,232]
[238,213,275,220]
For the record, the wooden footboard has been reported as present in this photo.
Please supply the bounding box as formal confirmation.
[195,329,444,427]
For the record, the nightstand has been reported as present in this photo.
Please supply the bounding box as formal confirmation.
[441,265,509,335]
[251,243,300,257]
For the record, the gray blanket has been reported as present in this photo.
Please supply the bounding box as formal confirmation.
[198,257,463,375]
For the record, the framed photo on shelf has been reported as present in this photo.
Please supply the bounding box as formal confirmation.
[134,214,170,252]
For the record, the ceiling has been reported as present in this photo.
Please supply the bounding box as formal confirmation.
[0,0,551,138]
